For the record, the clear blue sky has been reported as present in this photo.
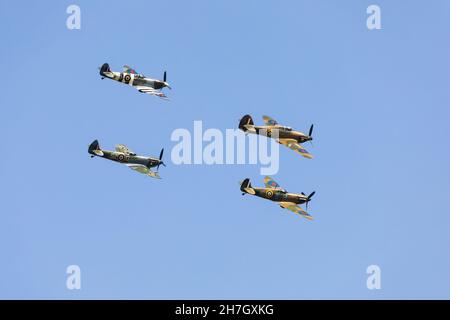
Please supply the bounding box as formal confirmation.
[1,0,450,299]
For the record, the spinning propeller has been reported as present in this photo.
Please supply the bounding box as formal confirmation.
[157,148,166,171]
[163,71,171,89]
[301,191,316,211]
[308,124,314,146]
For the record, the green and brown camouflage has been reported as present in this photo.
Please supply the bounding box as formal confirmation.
[240,177,315,220]
[88,140,165,179]
[238,115,314,159]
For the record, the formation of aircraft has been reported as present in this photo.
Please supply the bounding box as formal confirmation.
[88,140,165,179]
[99,63,171,100]
[238,114,314,159]
[93,62,318,221]
[240,176,315,220]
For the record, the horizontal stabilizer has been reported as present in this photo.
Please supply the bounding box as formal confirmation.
[93,150,104,156]
[243,125,257,133]
[243,187,256,195]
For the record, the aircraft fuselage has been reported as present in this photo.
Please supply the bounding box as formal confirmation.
[251,126,311,143]
[102,71,164,90]
[251,187,309,204]
[90,149,160,168]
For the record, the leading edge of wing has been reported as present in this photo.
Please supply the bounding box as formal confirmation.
[125,164,161,179]
[135,86,169,100]
[278,139,313,159]
[279,202,313,220]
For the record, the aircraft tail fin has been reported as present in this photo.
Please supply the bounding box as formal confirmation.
[99,63,111,77]
[239,115,254,131]
[239,115,256,133]
[240,178,256,195]
[88,140,103,156]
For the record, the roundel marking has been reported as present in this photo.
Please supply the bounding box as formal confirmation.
[266,190,274,198]
[124,74,131,83]
[118,154,125,162]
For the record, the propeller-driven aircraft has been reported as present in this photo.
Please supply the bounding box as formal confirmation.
[238,115,314,159]
[88,140,166,179]
[240,176,315,220]
[99,63,171,100]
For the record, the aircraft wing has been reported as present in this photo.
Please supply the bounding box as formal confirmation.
[134,86,169,100]
[115,144,134,155]
[278,139,313,159]
[123,65,137,74]
[264,176,281,189]
[279,202,313,220]
[263,115,278,126]
[125,164,161,179]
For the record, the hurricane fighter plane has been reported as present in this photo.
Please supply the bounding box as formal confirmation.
[240,176,315,220]
[99,63,171,100]
[239,115,314,159]
[88,140,166,179]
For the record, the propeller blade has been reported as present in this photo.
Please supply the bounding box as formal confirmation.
[163,71,167,82]
[305,191,315,211]
[157,162,165,171]
[308,124,314,137]
[156,148,165,171]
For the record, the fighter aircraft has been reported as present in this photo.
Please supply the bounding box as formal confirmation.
[99,63,171,100]
[88,140,166,179]
[240,176,315,220]
[238,115,314,159]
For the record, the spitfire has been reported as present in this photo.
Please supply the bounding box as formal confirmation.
[240,176,315,220]
[99,63,171,100]
[239,115,314,159]
[88,140,166,179]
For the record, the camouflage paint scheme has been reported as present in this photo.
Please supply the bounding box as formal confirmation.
[99,63,171,100]
[240,176,315,220]
[88,140,165,179]
[238,115,314,159]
